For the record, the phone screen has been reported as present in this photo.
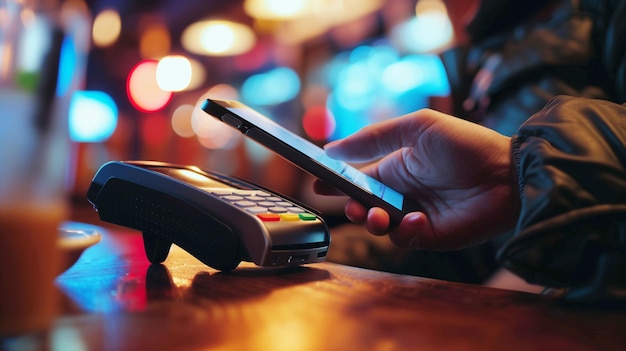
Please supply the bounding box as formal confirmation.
[202,99,417,221]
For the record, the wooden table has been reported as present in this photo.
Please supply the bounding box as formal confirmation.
[52,222,626,351]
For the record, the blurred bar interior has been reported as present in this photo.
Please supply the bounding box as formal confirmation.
[3,0,475,205]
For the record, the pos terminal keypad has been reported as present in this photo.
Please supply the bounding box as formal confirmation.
[206,188,317,221]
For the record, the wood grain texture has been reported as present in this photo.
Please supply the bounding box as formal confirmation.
[53,224,626,351]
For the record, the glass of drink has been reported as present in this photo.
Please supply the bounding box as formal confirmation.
[0,0,89,344]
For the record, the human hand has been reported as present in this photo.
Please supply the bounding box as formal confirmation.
[314,108,521,250]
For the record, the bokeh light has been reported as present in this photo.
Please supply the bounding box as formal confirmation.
[56,36,77,96]
[193,113,241,149]
[390,0,453,54]
[69,90,118,142]
[244,0,309,20]
[195,126,240,149]
[203,84,239,100]
[191,86,241,149]
[333,60,376,111]
[139,23,171,59]
[381,58,424,94]
[302,105,335,141]
[186,58,207,91]
[171,104,195,138]
[326,93,370,140]
[92,9,121,47]
[241,67,300,106]
[156,55,192,92]
[234,41,271,72]
[57,0,91,96]
[182,20,256,56]
[272,0,383,45]
[127,60,173,112]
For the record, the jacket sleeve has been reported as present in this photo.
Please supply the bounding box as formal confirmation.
[497,95,626,304]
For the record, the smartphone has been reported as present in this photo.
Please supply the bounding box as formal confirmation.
[201,98,422,224]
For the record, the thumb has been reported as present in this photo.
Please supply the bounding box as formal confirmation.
[323,111,435,163]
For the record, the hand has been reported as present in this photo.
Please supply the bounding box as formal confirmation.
[314,108,521,250]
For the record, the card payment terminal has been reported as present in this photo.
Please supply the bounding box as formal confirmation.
[87,161,330,271]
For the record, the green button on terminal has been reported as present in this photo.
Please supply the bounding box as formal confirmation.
[298,213,316,221]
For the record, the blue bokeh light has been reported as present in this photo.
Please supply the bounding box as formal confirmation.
[69,90,118,142]
[381,55,450,96]
[241,67,300,106]
[56,36,77,96]
[322,44,449,141]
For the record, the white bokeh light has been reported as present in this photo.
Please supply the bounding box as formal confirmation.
[156,55,192,92]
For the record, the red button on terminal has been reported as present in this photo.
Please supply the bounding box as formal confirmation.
[257,213,280,221]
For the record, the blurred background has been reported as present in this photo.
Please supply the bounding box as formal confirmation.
[4,0,476,212]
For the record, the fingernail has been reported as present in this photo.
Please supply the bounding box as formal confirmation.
[323,140,338,149]
[405,212,422,225]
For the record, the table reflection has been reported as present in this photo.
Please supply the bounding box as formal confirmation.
[56,224,332,313]
[57,226,148,313]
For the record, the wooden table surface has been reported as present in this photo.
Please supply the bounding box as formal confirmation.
[52,221,626,351]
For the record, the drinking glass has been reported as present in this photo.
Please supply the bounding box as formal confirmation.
[0,0,89,345]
